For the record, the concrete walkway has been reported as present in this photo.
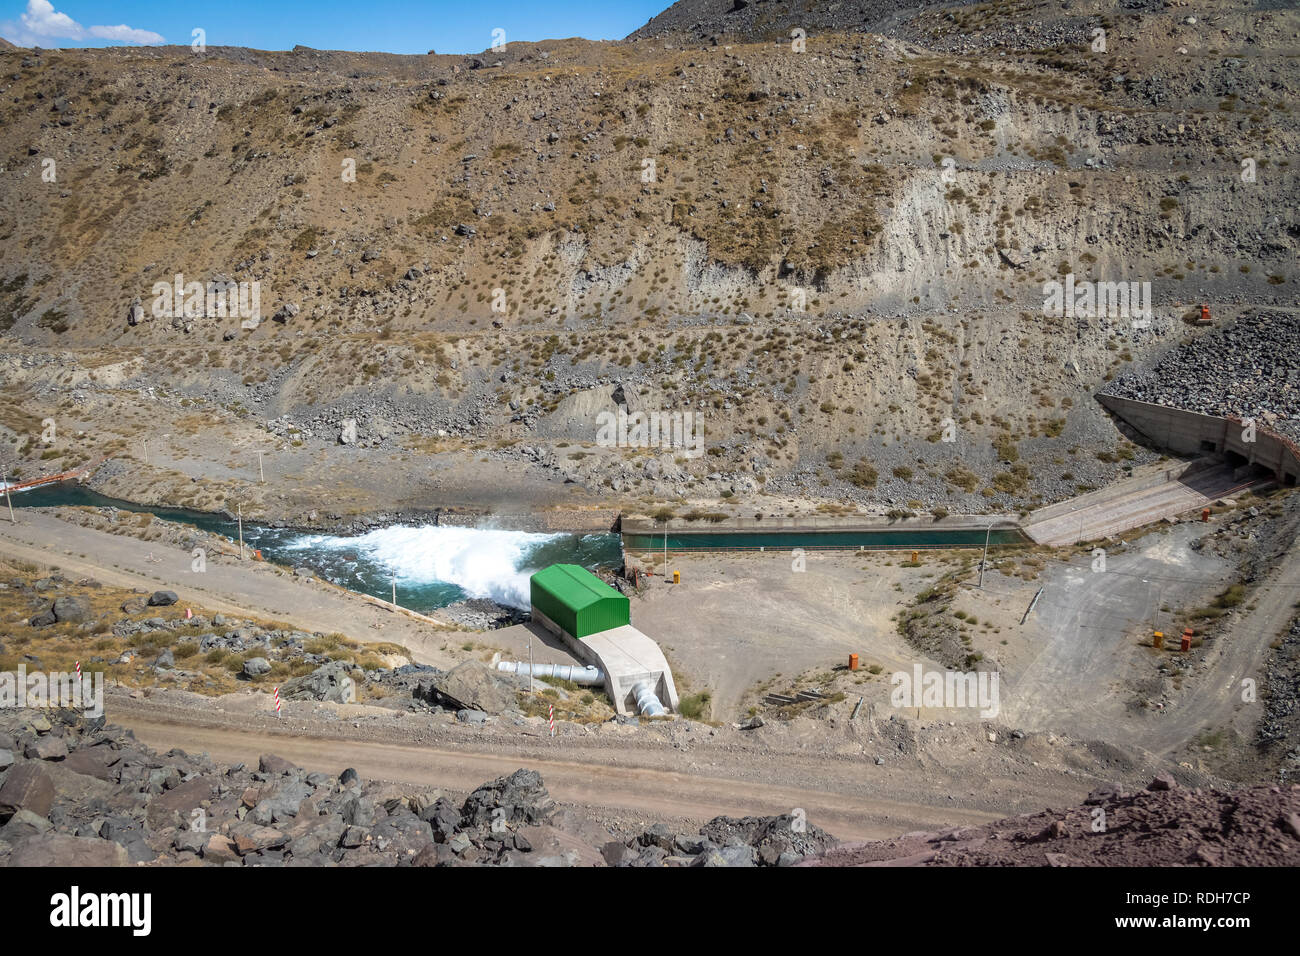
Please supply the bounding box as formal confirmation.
[1023,463,1257,546]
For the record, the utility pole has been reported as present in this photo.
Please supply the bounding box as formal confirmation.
[527,630,534,694]
[391,574,397,607]
[257,451,265,484]
[237,503,244,560]
[663,519,668,573]
[142,439,148,465]
[3,476,14,523]
[1148,580,1163,633]
[978,520,993,588]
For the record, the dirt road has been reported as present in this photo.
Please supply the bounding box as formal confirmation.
[112,700,1006,841]
[1154,521,1300,756]
[999,525,1224,748]
[1000,517,1297,760]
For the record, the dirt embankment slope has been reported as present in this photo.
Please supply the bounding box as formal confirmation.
[802,776,1300,866]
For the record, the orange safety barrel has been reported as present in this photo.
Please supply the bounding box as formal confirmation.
[1153,631,1164,649]
[849,653,859,671]
[1201,508,1210,522]
[672,570,680,584]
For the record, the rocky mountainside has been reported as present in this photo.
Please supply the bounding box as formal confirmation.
[630,0,968,43]
[0,0,1296,518]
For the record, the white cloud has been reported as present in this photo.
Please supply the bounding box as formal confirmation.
[88,23,165,44]
[21,0,82,39]
[1,0,164,46]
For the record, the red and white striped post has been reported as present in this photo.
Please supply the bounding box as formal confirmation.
[75,661,81,680]
[548,702,554,737]
[273,686,281,717]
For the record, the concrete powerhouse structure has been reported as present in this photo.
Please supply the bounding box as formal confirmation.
[528,564,679,717]
[529,564,630,638]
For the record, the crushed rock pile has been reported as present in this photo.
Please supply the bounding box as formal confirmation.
[1102,310,1300,445]
[0,707,831,867]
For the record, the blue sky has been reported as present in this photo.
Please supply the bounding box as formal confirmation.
[0,0,669,53]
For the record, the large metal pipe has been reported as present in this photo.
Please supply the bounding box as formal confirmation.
[496,660,604,685]
[633,681,667,717]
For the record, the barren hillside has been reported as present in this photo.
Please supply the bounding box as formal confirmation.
[0,0,1296,521]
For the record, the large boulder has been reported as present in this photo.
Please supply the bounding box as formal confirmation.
[144,777,216,831]
[258,754,301,775]
[230,822,288,855]
[0,763,55,821]
[427,659,514,714]
[147,590,178,607]
[419,797,462,842]
[60,746,116,781]
[0,808,53,843]
[6,833,129,866]
[279,661,355,703]
[341,795,376,827]
[286,813,346,858]
[691,845,759,867]
[51,595,89,623]
[241,657,271,678]
[25,736,67,761]
[251,779,313,825]
[203,833,239,863]
[460,769,556,829]
[699,813,837,864]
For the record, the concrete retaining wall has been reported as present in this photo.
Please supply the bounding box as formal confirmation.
[1097,395,1300,485]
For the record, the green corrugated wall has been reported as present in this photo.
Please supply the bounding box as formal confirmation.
[529,564,630,639]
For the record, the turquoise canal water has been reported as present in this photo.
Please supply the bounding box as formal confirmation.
[8,483,1026,609]
[7,483,621,612]
[623,526,1027,551]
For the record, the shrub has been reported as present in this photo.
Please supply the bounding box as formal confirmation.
[847,459,878,488]
[677,690,712,720]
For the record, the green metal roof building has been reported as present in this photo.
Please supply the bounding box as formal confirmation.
[529,564,630,639]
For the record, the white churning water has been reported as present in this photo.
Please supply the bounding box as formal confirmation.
[284,524,564,609]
